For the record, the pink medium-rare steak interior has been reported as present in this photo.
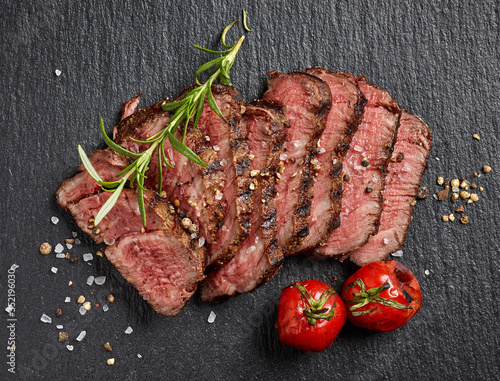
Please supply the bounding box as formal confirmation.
[348,111,432,266]
[105,230,206,317]
[315,78,401,257]
[262,71,332,254]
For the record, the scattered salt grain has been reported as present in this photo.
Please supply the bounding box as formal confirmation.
[65,297,71,303]
[51,216,59,225]
[102,304,109,312]
[55,69,61,76]
[435,157,440,161]
[383,238,390,245]
[137,354,142,359]
[74,238,81,245]
[79,306,87,315]
[391,250,404,258]
[293,140,300,147]
[104,238,115,246]
[125,326,133,334]
[72,231,77,238]
[40,314,52,323]
[66,243,73,250]
[94,276,106,285]
[66,345,74,351]
[318,147,326,154]
[279,153,287,161]
[190,233,197,240]
[424,269,430,276]
[213,145,220,151]
[55,243,64,253]
[198,237,205,248]
[86,276,94,286]
[215,193,223,201]
[76,331,86,341]
[56,324,63,329]
[220,159,227,167]
[83,253,93,262]
[56,253,66,259]
[208,311,216,324]
[51,267,58,274]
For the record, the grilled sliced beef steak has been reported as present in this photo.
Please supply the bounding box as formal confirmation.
[120,94,143,121]
[67,188,166,245]
[316,78,401,257]
[199,100,288,301]
[56,148,128,209]
[294,68,367,253]
[105,228,206,317]
[262,71,332,254]
[349,111,432,266]
[114,84,252,268]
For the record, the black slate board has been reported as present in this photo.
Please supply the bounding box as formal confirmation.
[1,1,500,380]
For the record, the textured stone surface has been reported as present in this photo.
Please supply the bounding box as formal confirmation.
[1,0,499,379]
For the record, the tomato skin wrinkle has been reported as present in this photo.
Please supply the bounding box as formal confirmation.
[276,279,346,352]
[341,260,422,332]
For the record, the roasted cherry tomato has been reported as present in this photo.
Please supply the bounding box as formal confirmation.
[341,260,422,332]
[276,279,346,352]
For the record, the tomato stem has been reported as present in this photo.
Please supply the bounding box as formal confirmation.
[293,283,340,326]
[344,279,413,312]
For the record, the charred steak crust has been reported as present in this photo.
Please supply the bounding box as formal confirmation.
[316,77,402,257]
[263,71,332,254]
[348,111,432,266]
[199,99,288,302]
[293,68,367,253]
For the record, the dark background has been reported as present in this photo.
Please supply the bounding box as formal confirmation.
[1,0,499,380]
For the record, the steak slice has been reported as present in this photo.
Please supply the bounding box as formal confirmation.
[316,78,401,257]
[294,68,367,253]
[114,84,251,268]
[262,71,332,253]
[120,94,143,121]
[67,188,166,245]
[104,207,206,316]
[348,111,432,266]
[56,148,129,209]
[199,100,288,301]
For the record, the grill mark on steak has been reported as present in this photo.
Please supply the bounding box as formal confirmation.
[199,100,288,301]
[293,68,367,254]
[315,78,401,257]
[348,111,432,266]
[113,84,251,268]
[56,148,129,210]
[262,71,332,254]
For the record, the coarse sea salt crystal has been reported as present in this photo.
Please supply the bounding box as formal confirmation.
[66,345,74,351]
[391,250,403,258]
[125,326,133,334]
[213,145,220,151]
[137,354,142,359]
[190,233,197,240]
[318,147,326,154]
[66,243,73,250]
[383,238,390,245]
[55,244,64,253]
[56,324,63,329]
[83,253,93,262]
[208,311,216,324]
[220,159,227,167]
[55,69,61,76]
[79,306,87,316]
[51,216,59,225]
[279,153,287,161]
[65,297,71,303]
[51,267,58,274]
[86,276,94,286]
[74,238,81,245]
[424,269,430,276]
[56,253,66,259]
[76,331,86,341]
[104,238,115,246]
[94,276,106,285]
[72,231,78,238]
[102,304,109,312]
[40,314,52,323]
[198,237,205,248]
[215,193,223,201]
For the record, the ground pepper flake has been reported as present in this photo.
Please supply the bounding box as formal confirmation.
[58,331,69,342]
[39,242,52,255]
[361,157,369,167]
[417,185,429,199]
[55,308,63,318]
[436,188,449,201]
[104,342,112,351]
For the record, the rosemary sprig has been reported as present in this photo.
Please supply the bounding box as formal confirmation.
[78,16,248,227]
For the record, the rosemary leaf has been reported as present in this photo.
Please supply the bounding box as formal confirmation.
[167,132,206,167]
[99,119,142,158]
[243,9,251,32]
[94,180,126,226]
